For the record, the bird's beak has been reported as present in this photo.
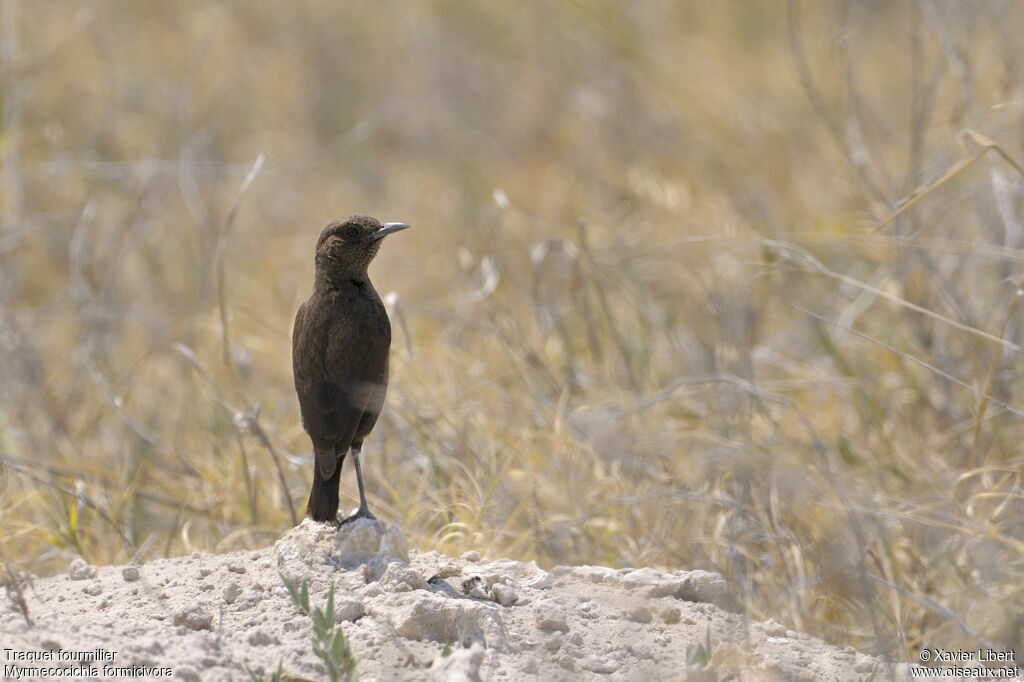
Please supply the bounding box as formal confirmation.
[372,222,410,241]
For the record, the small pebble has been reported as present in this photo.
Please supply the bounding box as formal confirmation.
[223,581,242,604]
[68,559,96,581]
[248,629,277,646]
[173,607,213,631]
[580,655,620,674]
[628,606,653,623]
[535,599,570,631]
[492,583,518,606]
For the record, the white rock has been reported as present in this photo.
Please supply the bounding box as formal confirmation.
[378,562,428,592]
[580,655,620,674]
[614,566,735,611]
[525,571,553,590]
[377,592,505,651]
[380,523,411,561]
[333,598,364,623]
[428,642,484,682]
[68,558,96,581]
[573,565,616,583]
[619,566,664,590]
[627,605,652,623]
[247,628,277,646]
[763,619,787,637]
[535,598,569,631]
[661,606,681,624]
[543,632,564,651]
[275,517,410,583]
[480,558,546,583]
[222,581,242,604]
[491,583,518,606]
[670,569,733,610]
[335,518,409,565]
[172,606,212,631]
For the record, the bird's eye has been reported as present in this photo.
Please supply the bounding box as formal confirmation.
[346,227,360,238]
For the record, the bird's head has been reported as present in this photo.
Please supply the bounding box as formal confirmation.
[314,215,409,278]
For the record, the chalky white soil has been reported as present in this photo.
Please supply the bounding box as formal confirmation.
[2,519,910,681]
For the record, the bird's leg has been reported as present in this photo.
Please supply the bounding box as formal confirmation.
[340,444,377,525]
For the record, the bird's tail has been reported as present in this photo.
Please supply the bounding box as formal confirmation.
[306,454,344,522]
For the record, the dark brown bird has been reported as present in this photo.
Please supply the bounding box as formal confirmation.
[293,215,409,523]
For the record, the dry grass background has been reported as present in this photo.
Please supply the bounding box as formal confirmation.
[2,0,1023,662]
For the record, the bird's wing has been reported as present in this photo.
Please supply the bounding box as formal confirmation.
[294,300,359,480]
[293,296,388,480]
[328,299,391,421]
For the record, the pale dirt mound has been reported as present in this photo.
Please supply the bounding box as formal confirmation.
[2,519,907,680]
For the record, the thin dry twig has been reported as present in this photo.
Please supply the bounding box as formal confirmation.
[217,153,265,369]
[0,453,209,515]
[765,239,1022,352]
[235,406,299,527]
[1,0,24,236]
[792,305,1024,419]
[1,564,32,625]
[872,131,1024,234]
[0,453,135,547]
[865,131,1024,467]
[171,343,299,525]
[786,0,888,207]
[866,573,997,651]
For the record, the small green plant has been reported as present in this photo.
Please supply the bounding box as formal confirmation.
[686,625,714,668]
[1,566,33,625]
[441,626,470,658]
[282,575,358,682]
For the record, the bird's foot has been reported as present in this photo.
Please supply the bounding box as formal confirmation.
[338,507,377,527]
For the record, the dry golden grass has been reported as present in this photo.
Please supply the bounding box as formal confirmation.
[2,0,1023,660]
